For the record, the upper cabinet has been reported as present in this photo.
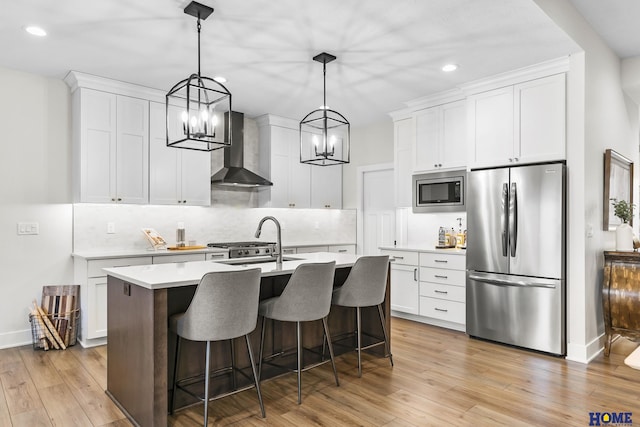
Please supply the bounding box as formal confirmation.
[149,102,211,206]
[468,73,566,168]
[257,115,342,209]
[394,118,414,208]
[71,88,149,204]
[414,99,466,173]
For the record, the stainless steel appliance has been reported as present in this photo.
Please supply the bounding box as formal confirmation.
[207,241,276,258]
[466,162,566,355]
[412,170,465,213]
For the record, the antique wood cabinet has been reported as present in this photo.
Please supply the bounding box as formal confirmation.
[602,251,640,356]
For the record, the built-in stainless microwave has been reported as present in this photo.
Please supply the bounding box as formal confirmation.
[412,170,466,213]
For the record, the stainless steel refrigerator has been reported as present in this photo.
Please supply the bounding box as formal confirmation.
[466,162,566,355]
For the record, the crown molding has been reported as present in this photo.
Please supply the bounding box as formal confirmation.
[64,71,166,103]
[255,114,299,129]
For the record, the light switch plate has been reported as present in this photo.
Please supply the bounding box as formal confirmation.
[17,222,39,235]
[107,222,116,234]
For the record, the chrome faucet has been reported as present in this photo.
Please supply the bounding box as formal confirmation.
[255,216,282,266]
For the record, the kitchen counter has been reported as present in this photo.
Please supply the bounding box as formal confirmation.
[72,247,227,260]
[379,245,466,254]
[105,251,389,426]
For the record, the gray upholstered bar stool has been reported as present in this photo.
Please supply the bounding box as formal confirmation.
[258,261,339,404]
[169,268,265,426]
[330,255,393,377]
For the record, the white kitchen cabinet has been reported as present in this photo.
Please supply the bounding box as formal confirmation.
[283,244,355,255]
[295,245,329,253]
[311,165,342,209]
[149,102,211,206]
[414,100,466,172]
[152,253,206,264]
[74,256,150,344]
[73,88,149,203]
[328,244,356,254]
[468,74,566,168]
[394,118,414,208]
[381,249,419,315]
[418,252,466,330]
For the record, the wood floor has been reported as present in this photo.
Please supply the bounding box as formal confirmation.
[1,317,639,426]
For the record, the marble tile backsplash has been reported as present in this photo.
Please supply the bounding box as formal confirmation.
[73,204,356,252]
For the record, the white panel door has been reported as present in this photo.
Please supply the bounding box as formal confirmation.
[515,73,566,163]
[81,89,117,203]
[311,165,342,209]
[468,86,514,167]
[116,96,148,204]
[149,102,180,204]
[363,168,395,255]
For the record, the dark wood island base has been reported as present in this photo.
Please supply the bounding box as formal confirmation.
[106,263,390,426]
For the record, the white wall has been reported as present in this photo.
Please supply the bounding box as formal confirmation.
[535,0,640,362]
[343,119,394,208]
[0,67,74,348]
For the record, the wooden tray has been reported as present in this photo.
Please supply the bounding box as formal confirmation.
[166,245,207,250]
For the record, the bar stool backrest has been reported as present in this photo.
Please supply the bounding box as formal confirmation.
[333,256,390,307]
[270,261,336,322]
[176,268,262,342]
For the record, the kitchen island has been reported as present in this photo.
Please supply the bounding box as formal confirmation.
[103,252,390,426]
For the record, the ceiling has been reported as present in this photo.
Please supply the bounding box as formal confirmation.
[0,0,587,126]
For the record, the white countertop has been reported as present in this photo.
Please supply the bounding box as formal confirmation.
[379,245,466,255]
[72,247,228,260]
[103,252,360,290]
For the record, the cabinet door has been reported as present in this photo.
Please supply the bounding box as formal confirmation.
[288,129,311,208]
[440,100,467,169]
[80,89,117,203]
[515,74,566,163]
[414,107,440,172]
[180,148,211,206]
[116,96,149,204]
[149,102,181,204]
[468,86,514,168]
[390,264,419,314]
[394,118,414,208]
[311,165,342,208]
[87,277,108,339]
[269,126,292,208]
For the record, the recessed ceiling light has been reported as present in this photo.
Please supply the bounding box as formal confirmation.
[25,26,47,37]
[442,64,458,72]
[213,76,227,83]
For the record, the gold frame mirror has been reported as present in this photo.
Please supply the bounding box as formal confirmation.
[603,149,634,230]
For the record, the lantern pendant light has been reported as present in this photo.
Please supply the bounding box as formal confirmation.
[166,1,232,151]
[299,52,350,166]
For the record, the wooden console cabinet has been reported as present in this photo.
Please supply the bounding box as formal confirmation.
[602,251,640,356]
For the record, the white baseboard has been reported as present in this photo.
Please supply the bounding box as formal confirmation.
[391,310,465,333]
[566,334,605,364]
[78,336,107,348]
[0,328,32,349]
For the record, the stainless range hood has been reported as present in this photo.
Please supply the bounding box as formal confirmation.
[211,111,273,188]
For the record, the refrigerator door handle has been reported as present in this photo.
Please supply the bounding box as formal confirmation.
[501,183,509,257]
[509,182,518,257]
[468,274,556,289]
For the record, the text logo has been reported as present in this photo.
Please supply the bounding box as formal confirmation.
[589,412,633,426]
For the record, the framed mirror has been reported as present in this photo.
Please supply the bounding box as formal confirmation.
[603,149,634,230]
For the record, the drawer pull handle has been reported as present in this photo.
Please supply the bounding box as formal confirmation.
[435,275,448,279]
[209,254,225,258]
[394,256,404,260]
[435,308,448,312]
[413,268,418,282]
[338,249,347,253]
[434,290,448,294]
[434,259,448,263]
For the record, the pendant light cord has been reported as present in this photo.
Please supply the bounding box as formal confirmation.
[197,17,202,77]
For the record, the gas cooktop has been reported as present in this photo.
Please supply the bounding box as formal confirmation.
[207,241,277,258]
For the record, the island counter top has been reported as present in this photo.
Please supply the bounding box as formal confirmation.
[103,251,360,290]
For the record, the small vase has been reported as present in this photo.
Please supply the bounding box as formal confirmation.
[616,222,633,251]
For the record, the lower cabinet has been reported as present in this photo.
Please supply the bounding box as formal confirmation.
[381,248,466,331]
[282,244,356,255]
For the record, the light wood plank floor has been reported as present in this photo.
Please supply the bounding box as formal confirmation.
[1,318,639,426]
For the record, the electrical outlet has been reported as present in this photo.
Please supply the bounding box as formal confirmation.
[107,222,116,234]
[17,222,39,235]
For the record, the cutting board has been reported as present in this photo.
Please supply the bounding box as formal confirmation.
[167,245,207,250]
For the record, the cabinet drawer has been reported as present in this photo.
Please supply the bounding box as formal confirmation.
[419,252,465,270]
[419,297,465,324]
[420,282,465,303]
[419,267,465,286]
[206,252,229,261]
[328,244,355,254]
[381,250,419,266]
[282,247,297,255]
[87,257,150,277]
[296,246,328,254]
[152,253,206,264]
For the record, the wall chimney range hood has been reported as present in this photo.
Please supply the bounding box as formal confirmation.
[211,111,273,188]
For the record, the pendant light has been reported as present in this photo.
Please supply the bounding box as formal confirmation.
[166,1,232,151]
[299,52,350,166]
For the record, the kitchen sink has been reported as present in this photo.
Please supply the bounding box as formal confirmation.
[216,256,300,265]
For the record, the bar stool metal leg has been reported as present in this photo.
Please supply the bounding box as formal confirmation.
[230,338,237,390]
[378,303,394,367]
[322,316,340,387]
[170,335,182,415]
[356,306,363,377]
[204,341,211,427]
[296,321,303,404]
[258,316,266,382]
[244,334,266,417]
